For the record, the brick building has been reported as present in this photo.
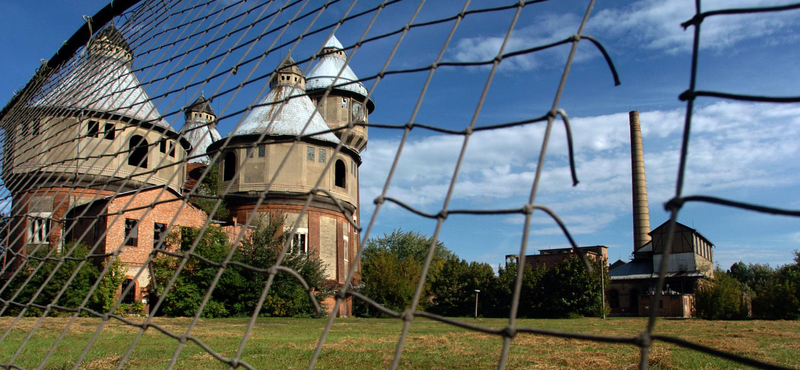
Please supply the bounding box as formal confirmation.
[2,29,368,316]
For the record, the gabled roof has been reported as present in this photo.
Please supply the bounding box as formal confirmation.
[609,259,653,280]
[306,35,374,111]
[33,25,171,129]
[650,221,715,247]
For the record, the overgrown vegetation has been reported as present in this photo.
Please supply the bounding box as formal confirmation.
[356,230,609,318]
[0,242,126,317]
[151,215,330,318]
[188,164,230,220]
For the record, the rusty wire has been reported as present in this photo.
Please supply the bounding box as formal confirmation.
[0,0,797,369]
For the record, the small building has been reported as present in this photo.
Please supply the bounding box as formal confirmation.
[506,245,608,270]
[608,221,714,317]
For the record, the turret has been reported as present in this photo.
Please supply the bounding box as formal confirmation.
[306,35,372,152]
[181,95,220,163]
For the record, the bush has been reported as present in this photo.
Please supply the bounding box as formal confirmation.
[695,269,749,320]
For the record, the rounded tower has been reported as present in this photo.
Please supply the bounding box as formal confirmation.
[3,24,189,254]
[180,94,221,164]
[208,56,361,316]
[306,35,373,152]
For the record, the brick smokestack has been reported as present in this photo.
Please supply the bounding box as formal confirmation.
[629,111,651,251]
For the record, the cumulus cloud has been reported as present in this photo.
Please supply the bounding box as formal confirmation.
[361,101,800,239]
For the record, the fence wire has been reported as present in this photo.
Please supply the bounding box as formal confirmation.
[0,0,796,369]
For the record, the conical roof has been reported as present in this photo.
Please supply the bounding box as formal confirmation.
[180,120,221,163]
[186,94,215,116]
[33,25,170,129]
[306,35,373,111]
[231,57,338,143]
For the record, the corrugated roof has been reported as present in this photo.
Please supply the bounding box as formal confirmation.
[609,259,653,280]
[180,120,222,163]
[230,84,338,143]
[33,27,170,129]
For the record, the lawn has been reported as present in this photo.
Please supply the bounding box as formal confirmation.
[0,316,798,369]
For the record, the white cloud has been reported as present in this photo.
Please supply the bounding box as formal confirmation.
[448,0,800,71]
[362,101,800,241]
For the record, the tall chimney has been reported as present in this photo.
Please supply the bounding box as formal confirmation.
[629,111,651,251]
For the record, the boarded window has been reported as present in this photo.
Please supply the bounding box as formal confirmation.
[154,223,167,249]
[319,148,326,164]
[307,147,315,161]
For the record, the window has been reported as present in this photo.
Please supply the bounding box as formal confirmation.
[659,300,664,309]
[291,228,308,254]
[159,140,167,153]
[319,148,326,164]
[121,279,136,304]
[31,119,40,137]
[307,147,315,161]
[258,145,266,158]
[87,120,100,137]
[608,290,619,309]
[154,223,167,249]
[341,97,347,108]
[351,161,356,176]
[168,141,175,157]
[223,151,237,181]
[128,135,148,168]
[335,159,346,188]
[124,219,138,247]
[104,123,115,140]
[343,222,350,274]
[27,214,50,244]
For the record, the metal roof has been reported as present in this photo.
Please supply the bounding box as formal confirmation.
[325,35,344,49]
[180,120,222,163]
[306,36,370,100]
[609,259,653,280]
[186,95,215,116]
[33,53,171,130]
[230,84,338,143]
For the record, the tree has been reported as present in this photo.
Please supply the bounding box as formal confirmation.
[356,230,453,316]
[427,257,495,317]
[1,242,124,317]
[695,268,749,320]
[189,164,230,220]
[750,252,800,319]
[151,215,330,317]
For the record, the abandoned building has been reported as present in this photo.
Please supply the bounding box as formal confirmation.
[1,26,367,316]
[505,245,608,270]
[607,111,714,318]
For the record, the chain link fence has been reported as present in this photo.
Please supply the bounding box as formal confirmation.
[0,0,797,369]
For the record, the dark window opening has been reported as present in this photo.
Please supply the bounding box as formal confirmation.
[168,141,175,157]
[121,279,136,304]
[87,120,100,137]
[630,289,639,309]
[335,159,346,188]
[154,223,167,249]
[124,218,138,247]
[258,145,266,158]
[292,233,307,254]
[128,135,148,168]
[104,123,115,140]
[659,300,664,309]
[159,140,167,153]
[223,151,236,181]
[609,290,619,309]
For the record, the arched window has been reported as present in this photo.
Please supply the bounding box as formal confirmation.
[121,278,136,304]
[223,151,236,181]
[128,135,148,168]
[335,159,346,188]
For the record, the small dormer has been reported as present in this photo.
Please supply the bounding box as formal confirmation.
[270,56,305,90]
[88,24,133,63]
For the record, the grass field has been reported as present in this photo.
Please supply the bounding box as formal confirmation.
[0,316,798,369]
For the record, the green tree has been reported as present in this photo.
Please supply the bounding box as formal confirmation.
[356,230,453,316]
[189,164,230,220]
[1,243,124,316]
[427,257,495,317]
[751,252,800,319]
[695,268,749,320]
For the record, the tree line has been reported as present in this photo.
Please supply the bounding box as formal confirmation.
[695,253,800,320]
[356,230,609,318]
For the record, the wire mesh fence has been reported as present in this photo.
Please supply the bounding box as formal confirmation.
[0,0,797,369]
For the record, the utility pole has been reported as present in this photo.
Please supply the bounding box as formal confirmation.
[474,289,480,319]
[600,259,606,319]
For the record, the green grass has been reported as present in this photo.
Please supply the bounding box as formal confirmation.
[0,316,798,369]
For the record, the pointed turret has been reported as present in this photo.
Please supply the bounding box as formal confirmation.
[181,94,221,163]
[306,35,372,152]
[229,56,337,143]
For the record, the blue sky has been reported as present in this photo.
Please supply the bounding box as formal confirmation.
[2,0,799,270]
